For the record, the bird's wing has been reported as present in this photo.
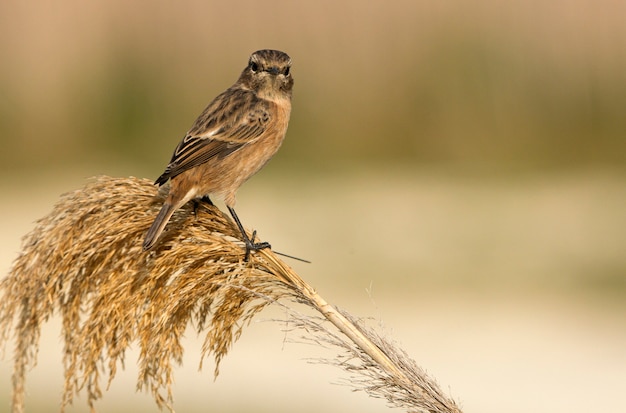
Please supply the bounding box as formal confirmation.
[155,89,270,185]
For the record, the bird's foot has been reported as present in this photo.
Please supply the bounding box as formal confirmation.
[243,230,271,261]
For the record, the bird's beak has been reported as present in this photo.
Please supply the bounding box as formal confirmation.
[267,67,280,75]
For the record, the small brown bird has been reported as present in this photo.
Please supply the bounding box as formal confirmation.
[143,49,293,258]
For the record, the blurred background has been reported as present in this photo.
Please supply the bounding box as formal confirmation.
[1,0,624,412]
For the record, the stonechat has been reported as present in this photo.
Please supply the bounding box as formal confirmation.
[143,49,293,260]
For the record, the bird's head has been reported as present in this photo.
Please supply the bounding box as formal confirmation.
[238,49,293,99]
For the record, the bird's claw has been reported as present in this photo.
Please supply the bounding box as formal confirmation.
[243,230,271,261]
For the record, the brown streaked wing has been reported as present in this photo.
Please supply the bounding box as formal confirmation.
[154,92,271,185]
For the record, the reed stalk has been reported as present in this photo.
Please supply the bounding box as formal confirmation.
[0,176,461,413]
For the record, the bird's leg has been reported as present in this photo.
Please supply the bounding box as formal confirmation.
[227,206,270,261]
[200,195,214,206]
[192,195,214,217]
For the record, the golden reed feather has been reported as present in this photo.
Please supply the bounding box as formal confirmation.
[0,176,461,413]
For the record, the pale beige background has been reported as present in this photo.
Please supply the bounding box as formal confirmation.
[2,168,625,413]
[1,1,625,412]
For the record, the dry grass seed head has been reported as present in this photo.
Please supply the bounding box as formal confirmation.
[1,175,461,413]
[0,176,297,412]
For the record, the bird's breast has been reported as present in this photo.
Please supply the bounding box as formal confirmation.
[244,98,291,170]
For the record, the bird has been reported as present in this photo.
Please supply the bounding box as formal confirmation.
[143,49,293,259]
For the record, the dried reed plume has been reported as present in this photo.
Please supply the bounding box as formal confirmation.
[0,176,462,413]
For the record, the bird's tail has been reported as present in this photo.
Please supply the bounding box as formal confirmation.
[143,202,177,250]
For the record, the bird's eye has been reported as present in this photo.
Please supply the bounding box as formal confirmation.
[284,67,290,76]
[249,61,259,72]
